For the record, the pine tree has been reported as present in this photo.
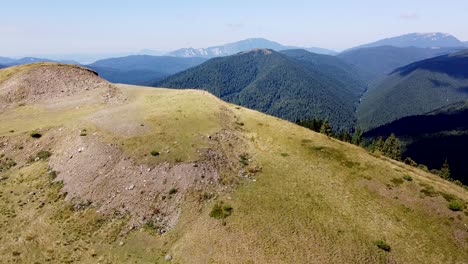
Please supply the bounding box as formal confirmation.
[374,136,384,153]
[319,119,333,136]
[382,134,401,160]
[351,127,363,146]
[439,159,451,179]
[340,130,352,143]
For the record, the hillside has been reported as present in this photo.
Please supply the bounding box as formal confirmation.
[155,49,365,130]
[365,101,468,184]
[0,63,466,263]
[358,49,468,130]
[338,46,464,84]
[86,55,207,85]
[168,38,336,58]
[350,32,465,50]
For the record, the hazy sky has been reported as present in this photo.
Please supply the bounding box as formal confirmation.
[1,0,467,56]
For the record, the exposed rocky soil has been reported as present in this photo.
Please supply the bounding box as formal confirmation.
[0,65,123,109]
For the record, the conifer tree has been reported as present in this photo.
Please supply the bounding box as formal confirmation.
[351,127,363,146]
[382,133,401,160]
[320,119,333,136]
[374,136,384,152]
[340,130,351,143]
[439,159,451,179]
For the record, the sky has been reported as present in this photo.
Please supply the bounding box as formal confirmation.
[1,0,467,57]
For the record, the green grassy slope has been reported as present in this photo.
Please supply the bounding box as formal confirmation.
[0,64,467,263]
[155,49,365,130]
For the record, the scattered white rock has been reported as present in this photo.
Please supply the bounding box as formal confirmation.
[128,184,135,190]
[119,241,125,246]
[165,254,172,261]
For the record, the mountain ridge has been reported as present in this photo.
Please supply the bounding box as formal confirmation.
[168,38,337,58]
[86,55,207,85]
[358,48,468,130]
[349,32,465,51]
[155,49,365,130]
[338,45,465,85]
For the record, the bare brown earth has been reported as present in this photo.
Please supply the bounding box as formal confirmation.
[0,64,124,111]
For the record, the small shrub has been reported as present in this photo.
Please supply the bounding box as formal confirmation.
[374,240,391,252]
[30,132,42,138]
[404,157,417,167]
[403,174,413,181]
[448,200,464,211]
[48,170,58,180]
[420,185,438,197]
[150,150,160,156]
[168,188,178,195]
[209,201,233,219]
[280,153,289,157]
[80,129,87,136]
[37,150,52,160]
[391,177,404,186]
[417,164,429,172]
[439,192,457,202]
[239,153,250,166]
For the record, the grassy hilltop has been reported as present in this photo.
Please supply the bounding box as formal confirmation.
[0,63,467,263]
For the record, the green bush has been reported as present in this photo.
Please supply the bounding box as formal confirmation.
[150,150,160,156]
[448,200,464,211]
[209,202,233,219]
[30,132,42,138]
[169,188,178,195]
[239,153,250,166]
[391,178,404,186]
[37,150,52,160]
[420,185,438,197]
[403,174,413,181]
[374,240,391,252]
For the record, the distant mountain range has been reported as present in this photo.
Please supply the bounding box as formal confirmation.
[358,49,468,130]
[155,49,365,130]
[365,101,468,183]
[0,57,78,66]
[168,38,337,58]
[86,55,207,85]
[349,32,465,51]
[338,46,465,85]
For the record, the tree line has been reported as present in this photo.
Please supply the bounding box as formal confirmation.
[295,118,460,185]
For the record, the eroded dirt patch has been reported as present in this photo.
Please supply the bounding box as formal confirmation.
[47,130,240,230]
[0,65,123,109]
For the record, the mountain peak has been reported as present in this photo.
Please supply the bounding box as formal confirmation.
[350,32,464,50]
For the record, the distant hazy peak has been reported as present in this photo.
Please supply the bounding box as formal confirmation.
[238,48,274,55]
[349,32,464,51]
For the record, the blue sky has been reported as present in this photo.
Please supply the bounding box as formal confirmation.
[1,0,467,56]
